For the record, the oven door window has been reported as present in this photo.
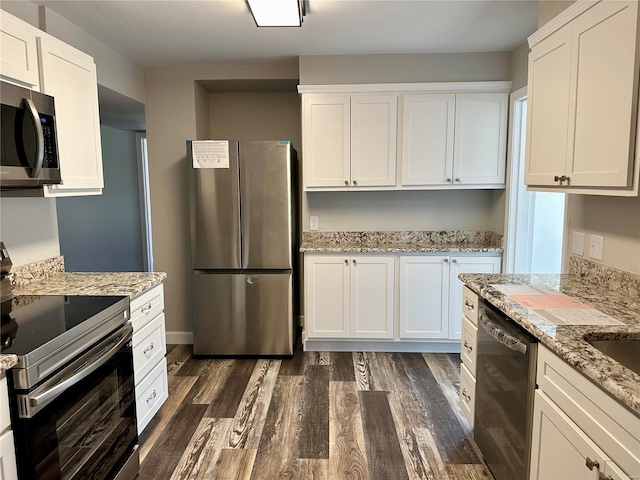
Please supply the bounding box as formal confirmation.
[14,341,137,480]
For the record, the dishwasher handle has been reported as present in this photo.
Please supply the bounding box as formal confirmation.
[478,308,528,355]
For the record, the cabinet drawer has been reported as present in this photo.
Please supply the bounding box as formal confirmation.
[459,363,476,426]
[460,316,478,376]
[132,313,166,386]
[537,345,640,477]
[0,375,9,432]
[135,358,168,434]
[0,429,18,480]
[462,286,479,325]
[131,284,164,332]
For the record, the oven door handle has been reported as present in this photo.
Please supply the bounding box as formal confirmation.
[479,308,528,355]
[30,324,132,408]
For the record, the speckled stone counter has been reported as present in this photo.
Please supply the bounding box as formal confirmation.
[11,271,167,299]
[300,230,503,253]
[459,272,640,415]
[0,354,18,374]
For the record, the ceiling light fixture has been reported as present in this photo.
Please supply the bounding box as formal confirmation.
[247,0,305,27]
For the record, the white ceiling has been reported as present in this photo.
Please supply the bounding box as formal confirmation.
[37,0,539,67]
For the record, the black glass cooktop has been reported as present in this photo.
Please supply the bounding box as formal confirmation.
[1,295,128,356]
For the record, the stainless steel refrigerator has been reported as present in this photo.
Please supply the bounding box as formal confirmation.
[187,140,297,356]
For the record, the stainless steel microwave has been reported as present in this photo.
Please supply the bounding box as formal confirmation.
[1,80,61,189]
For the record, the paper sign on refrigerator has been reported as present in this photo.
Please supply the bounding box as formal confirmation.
[192,140,229,168]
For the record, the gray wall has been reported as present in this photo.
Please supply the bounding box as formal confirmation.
[57,125,144,272]
[538,1,577,28]
[144,61,299,335]
[510,42,529,92]
[299,53,511,84]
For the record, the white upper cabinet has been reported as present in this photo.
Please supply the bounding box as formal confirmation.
[453,93,507,185]
[38,36,104,196]
[299,82,510,191]
[526,0,640,195]
[526,27,573,187]
[0,10,40,89]
[302,95,350,188]
[351,95,397,187]
[401,94,455,186]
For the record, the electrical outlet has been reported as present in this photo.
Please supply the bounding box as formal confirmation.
[589,234,604,261]
[571,231,585,256]
[309,216,318,231]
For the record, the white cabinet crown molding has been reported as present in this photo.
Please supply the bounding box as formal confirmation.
[528,0,601,47]
[298,81,512,95]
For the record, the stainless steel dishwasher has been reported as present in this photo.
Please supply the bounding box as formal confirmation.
[474,299,538,480]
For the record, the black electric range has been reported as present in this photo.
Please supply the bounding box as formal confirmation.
[1,294,130,390]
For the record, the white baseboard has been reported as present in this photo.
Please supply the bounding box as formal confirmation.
[303,339,461,353]
[166,331,193,345]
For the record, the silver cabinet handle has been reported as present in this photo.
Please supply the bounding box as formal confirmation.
[353,180,358,186]
[554,175,562,182]
[344,180,349,185]
[452,259,457,263]
[352,259,357,265]
[598,473,614,480]
[141,303,153,313]
[464,299,475,311]
[143,342,154,354]
[344,259,348,265]
[585,458,600,471]
[146,390,157,403]
[463,340,473,352]
[444,258,449,263]
[462,388,471,402]
[565,176,570,183]
[446,178,452,183]
[455,178,460,183]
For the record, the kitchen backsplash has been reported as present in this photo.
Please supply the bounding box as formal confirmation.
[569,255,640,299]
[9,255,65,289]
[302,230,503,246]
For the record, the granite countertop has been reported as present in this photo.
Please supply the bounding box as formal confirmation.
[11,271,167,298]
[300,230,503,253]
[0,354,18,374]
[459,272,640,415]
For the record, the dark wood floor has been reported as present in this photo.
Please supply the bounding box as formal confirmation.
[138,342,491,480]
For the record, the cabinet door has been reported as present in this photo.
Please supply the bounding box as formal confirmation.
[566,1,639,188]
[448,256,501,340]
[525,26,573,187]
[303,96,350,188]
[38,36,103,196]
[0,11,40,89]
[350,256,395,339]
[0,430,18,480]
[401,94,455,186]
[351,95,397,187]
[530,391,607,480]
[305,255,350,338]
[399,256,450,339]
[453,93,507,185]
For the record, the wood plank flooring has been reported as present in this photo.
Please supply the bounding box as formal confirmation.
[139,343,491,480]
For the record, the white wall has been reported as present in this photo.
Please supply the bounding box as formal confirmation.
[0,197,60,267]
[307,190,494,232]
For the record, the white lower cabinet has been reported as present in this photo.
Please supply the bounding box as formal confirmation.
[305,253,500,347]
[131,284,168,434]
[399,256,450,339]
[305,255,395,339]
[0,375,17,480]
[530,345,639,480]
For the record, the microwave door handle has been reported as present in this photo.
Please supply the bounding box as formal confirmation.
[23,97,44,179]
